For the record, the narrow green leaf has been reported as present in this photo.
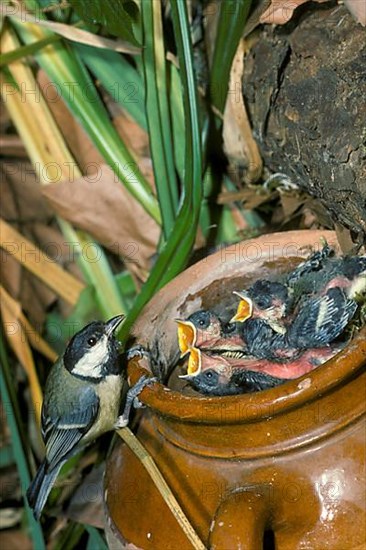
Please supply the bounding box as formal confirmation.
[68,0,140,46]
[85,526,108,550]
[119,0,203,338]
[75,44,147,130]
[0,332,45,549]
[168,61,186,182]
[210,0,252,113]
[0,34,61,67]
[0,444,14,468]
[141,0,179,238]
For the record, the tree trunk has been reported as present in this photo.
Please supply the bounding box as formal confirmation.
[243,4,366,240]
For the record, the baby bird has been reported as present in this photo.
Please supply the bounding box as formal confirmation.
[176,310,243,356]
[181,345,341,395]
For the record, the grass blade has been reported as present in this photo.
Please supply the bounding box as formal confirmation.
[120,0,203,338]
[141,0,179,238]
[210,0,252,113]
[0,332,45,549]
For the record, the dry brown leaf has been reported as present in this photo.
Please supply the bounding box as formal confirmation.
[344,0,366,26]
[0,530,32,550]
[37,71,104,174]
[218,187,275,209]
[42,165,160,280]
[280,193,304,221]
[260,0,327,25]
[0,286,43,424]
[0,219,85,305]
[223,40,263,184]
[10,12,141,54]
[0,161,53,223]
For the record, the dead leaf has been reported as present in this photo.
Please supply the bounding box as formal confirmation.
[344,0,366,26]
[0,219,85,305]
[280,193,304,221]
[0,161,53,223]
[37,71,104,174]
[0,530,32,550]
[10,13,141,54]
[260,0,327,25]
[223,40,262,184]
[42,165,160,281]
[218,187,275,209]
[0,286,43,424]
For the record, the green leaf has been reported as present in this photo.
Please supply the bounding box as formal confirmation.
[69,0,140,45]
[75,44,147,130]
[0,332,45,549]
[85,526,108,550]
[141,0,179,238]
[0,34,61,67]
[210,0,252,113]
[119,0,203,339]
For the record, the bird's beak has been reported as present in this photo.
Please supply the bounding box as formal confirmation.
[186,346,201,375]
[230,292,253,323]
[179,374,195,381]
[105,314,125,337]
[175,319,197,357]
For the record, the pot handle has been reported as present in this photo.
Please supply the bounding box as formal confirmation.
[209,488,269,550]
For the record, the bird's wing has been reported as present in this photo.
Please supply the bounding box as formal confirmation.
[288,288,357,348]
[41,386,100,470]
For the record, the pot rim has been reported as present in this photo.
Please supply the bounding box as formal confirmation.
[127,230,366,425]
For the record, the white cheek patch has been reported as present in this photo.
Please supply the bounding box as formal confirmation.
[73,335,109,378]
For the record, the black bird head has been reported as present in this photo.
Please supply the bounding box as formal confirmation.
[184,368,224,395]
[185,366,285,396]
[64,315,124,381]
[247,280,289,310]
[176,310,222,357]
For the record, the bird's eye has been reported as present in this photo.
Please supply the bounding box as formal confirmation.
[199,320,205,326]
[88,337,97,347]
[205,371,213,379]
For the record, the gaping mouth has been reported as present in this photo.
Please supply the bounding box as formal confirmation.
[186,346,202,375]
[178,346,202,379]
[175,319,197,357]
[230,293,253,323]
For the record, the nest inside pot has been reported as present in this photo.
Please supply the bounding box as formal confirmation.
[128,229,365,400]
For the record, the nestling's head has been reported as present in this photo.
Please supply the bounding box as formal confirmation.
[176,310,222,356]
[64,315,124,381]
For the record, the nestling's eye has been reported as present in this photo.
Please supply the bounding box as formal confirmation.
[88,337,97,347]
[199,320,205,327]
[205,371,213,379]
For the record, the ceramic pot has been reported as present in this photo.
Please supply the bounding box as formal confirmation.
[104,230,366,550]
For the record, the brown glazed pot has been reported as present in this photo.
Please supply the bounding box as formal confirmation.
[104,230,366,550]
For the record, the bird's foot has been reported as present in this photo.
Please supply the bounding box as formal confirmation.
[114,375,157,429]
[126,345,150,361]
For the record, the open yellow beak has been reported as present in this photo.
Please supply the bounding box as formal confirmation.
[175,320,197,357]
[187,346,202,375]
[230,293,253,323]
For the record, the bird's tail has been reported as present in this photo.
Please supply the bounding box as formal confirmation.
[26,460,62,520]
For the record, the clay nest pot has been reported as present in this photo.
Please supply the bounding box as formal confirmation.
[127,229,366,419]
[105,230,366,549]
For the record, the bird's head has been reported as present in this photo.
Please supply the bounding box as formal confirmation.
[64,315,124,381]
[175,310,221,357]
[182,368,233,395]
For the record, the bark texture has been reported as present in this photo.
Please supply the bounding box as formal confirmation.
[243,5,366,238]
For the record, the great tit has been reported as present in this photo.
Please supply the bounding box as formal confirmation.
[27,315,152,520]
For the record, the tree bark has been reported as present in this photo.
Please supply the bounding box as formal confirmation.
[243,5,366,240]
